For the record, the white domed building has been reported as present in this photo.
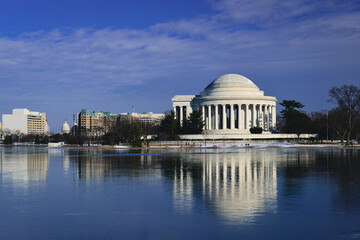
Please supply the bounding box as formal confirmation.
[61,120,71,134]
[172,74,277,136]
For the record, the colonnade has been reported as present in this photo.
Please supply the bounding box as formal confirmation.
[174,103,276,131]
[200,103,275,131]
[174,106,189,127]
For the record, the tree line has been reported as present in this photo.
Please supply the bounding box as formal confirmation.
[158,84,360,144]
[1,84,359,146]
[277,85,360,144]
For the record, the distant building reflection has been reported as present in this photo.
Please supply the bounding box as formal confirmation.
[62,154,70,173]
[73,155,113,181]
[70,149,162,181]
[173,150,278,224]
[27,150,49,181]
[0,147,49,189]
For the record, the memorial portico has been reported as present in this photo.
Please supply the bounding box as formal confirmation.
[172,74,277,134]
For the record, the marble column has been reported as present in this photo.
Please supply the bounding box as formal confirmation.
[256,105,259,127]
[263,105,266,129]
[215,105,219,130]
[252,104,256,127]
[187,105,192,118]
[260,105,263,129]
[180,106,183,127]
[238,104,241,129]
[245,104,249,129]
[230,104,234,129]
[269,105,272,129]
[272,105,276,128]
[208,105,212,130]
[268,105,271,129]
[222,104,226,129]
[264,105,268,130]
[202,105,205,129]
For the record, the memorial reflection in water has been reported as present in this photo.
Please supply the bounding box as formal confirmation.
[172,150,277,224]
[64,149,278,224]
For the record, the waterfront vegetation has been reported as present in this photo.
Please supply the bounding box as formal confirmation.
[276,84,360,144]
[1,85,359,146]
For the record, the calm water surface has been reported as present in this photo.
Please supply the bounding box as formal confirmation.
[0,146,359,240]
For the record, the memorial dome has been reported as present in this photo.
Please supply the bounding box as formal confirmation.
[200,74,262,97]
[205,74,259,90]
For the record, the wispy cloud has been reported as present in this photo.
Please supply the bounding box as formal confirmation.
[211,0,360,27]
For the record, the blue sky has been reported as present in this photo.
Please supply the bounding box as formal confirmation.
[1,0,360,132]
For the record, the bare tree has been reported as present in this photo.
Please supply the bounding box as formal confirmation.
[2,128,12,136]
[328,108,348,144]
[329,85,360,145]
[2,129,24,142]
[137,121,158,147]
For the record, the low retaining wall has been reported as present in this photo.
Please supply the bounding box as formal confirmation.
[149,134,320,147]
[176,133,317,140]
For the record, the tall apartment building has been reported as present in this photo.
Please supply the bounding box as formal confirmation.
[77,109,118,136]
[2,109,50,135]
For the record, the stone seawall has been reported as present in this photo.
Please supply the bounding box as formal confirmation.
[177,133,317,140]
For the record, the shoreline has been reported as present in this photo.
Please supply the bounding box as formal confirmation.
[1,143,359,149]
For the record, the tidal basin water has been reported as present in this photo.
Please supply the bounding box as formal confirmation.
[0,147,360,239]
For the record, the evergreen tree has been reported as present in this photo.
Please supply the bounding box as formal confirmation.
[286,111,313,137]
[180,110,204,134]
[159,111,178,137]
[129,123,142,147]
[42,135,49,144]
[4,135,12,144]
[279,100,313,137]
[35,135,41,144]
[280,100,304,119]
[250,127,263,134]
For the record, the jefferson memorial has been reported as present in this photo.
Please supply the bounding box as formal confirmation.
[172,74,277,135]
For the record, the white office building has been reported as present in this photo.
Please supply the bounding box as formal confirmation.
[2,109,50,135]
